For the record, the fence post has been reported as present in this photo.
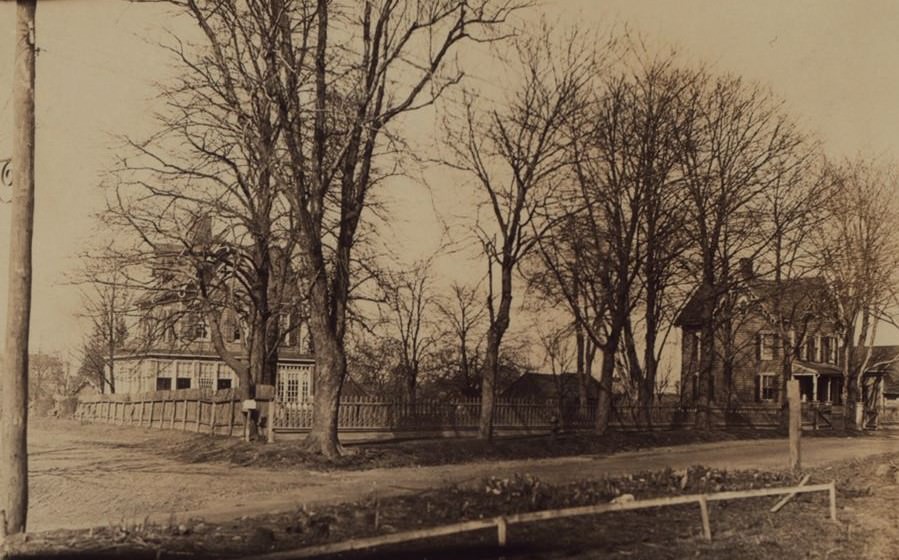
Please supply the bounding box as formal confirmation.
[149,400,155,428]
[210,401,217,435]
[267,400,277,444]
[788,379,801,472]
[698,495,712,541]
[169,399,177,429]
[181,399,188,431]
[195,401,202,432]
[828,481,838,522]
[228,399,236,437]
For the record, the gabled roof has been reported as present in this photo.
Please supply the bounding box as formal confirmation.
[675,276,833,328]
[501,372,601,399]
[862,345,899,395]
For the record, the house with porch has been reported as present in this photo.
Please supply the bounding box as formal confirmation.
[674,259,897,416]
[107,239,316,406]
[676,264,842,407]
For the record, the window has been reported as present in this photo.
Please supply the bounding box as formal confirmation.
[822,336,833,364]
[197,362,216,393]
[192,319,210,342]
[156,377,172,391]
[806,336,817,363]
[176,377,191,389]
[301,380,310,402]
[279,312,297,347]
[216,378,232,390]
[759,333,777,360]
[758,373,776,402]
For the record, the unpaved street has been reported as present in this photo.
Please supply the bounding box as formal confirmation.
[27,418,899,533]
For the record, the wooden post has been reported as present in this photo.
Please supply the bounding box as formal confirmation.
[138,400,144,426]
[210,401,217,435]
[228,399,236,437]
[169,399,176,429]
[496,516,508,546]
[788,379,801,472]
[181,399,188,431]
[267,400,277,444]
[698,495,711,541]
[2,0,37,536]
[828,481,838,522]
[148,400,155,428]
[195,401,202,432]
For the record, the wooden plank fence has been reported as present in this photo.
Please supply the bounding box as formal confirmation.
[76,386,275,437]
[78,391,841,438]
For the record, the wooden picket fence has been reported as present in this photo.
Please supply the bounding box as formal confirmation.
[77,391,842,438]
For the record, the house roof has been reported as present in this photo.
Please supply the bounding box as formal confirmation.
[675,276,833,328]
[863,345,899,395]
[501,372,601,399]
[793,360,842,377]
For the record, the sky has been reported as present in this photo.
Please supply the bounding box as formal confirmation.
[2,0,899,367]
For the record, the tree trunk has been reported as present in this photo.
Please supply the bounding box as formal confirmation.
[595,341,616,435]
[2,0,36,535]
[480,259,513,442]
[695,283,716,431]
[304,321,344,457]
[480,326,501,441]
[575,323,588,415]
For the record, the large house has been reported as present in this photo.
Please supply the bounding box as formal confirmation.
[108,238,316,405]
[677,264,840,407]
[675,259,894,415]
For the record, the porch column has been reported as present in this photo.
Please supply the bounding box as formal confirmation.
[812,374,819,403]
[825,378,831,403]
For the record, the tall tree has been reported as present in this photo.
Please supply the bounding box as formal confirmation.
[817,157,899,426]
[447,27,590,440]
[677,73,805,429]
[268,0,521,456]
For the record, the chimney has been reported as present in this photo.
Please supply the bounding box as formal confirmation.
[190,214,213,245]
[739,258,754,280]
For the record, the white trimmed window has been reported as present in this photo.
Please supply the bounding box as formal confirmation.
[758,373,777,402]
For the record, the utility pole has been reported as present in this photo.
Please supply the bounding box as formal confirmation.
[2,0,37,536]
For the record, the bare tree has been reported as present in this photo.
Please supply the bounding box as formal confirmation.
[677,73,806,429]
[446,27,591,440]
[432,281,488,398]
[817,157,899,427]
[264,0,521,456]
[379,261,439,403]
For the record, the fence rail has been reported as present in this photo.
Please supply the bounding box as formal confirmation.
[77,392,843,438]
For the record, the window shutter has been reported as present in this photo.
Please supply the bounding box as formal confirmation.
[754,375,761,403]
[757,333,762,361]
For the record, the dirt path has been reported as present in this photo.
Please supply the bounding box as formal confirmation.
[26,419,899,533]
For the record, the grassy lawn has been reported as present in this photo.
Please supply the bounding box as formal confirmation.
[150,427,869,470]
[10,448,898,559]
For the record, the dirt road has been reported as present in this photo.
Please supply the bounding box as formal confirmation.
[26,418,899,533]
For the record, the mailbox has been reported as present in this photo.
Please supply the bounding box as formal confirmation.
[241,399,257,411]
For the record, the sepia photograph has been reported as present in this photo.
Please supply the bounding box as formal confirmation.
[1,0,898,558]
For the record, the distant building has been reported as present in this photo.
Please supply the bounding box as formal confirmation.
[502,372,602,400]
